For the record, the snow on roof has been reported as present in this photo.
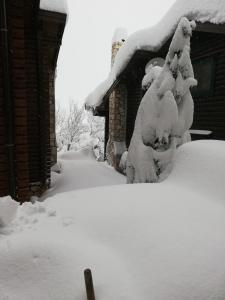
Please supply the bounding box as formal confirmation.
[112,27,128,44]
[85,0,225,108]
[40,0,68,14]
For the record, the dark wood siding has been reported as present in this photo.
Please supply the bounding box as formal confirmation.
[191,31,225,140]
[126,80,143,147]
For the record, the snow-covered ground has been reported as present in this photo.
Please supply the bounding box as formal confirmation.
[1,140,225,300]
[43,147,125,200]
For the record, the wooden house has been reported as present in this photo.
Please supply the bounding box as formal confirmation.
[85,0,225,169]
[0,0,67,202]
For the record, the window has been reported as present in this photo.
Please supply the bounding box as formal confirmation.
[191,57,215,97]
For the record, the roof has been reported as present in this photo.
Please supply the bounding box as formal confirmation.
[85,0,225,109]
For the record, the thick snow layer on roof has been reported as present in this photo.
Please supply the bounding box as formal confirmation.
[112,27,128,44]
[1,141,225,299]
[85,0,225,107]
[40,0,68,14]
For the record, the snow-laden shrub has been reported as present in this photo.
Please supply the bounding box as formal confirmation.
[119,151,128,174]
[142,65,163,91]
[0,196,19,227]
[126,17,197,183]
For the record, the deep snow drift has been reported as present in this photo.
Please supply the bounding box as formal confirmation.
[45,147,125,199]
[0,141,225,300]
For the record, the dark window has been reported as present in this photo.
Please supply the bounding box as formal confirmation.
[191,57,215,97]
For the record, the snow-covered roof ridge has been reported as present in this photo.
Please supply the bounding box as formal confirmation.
[40,0,68,14]
[85,0,225,108]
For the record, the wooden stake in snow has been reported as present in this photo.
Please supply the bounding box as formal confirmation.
[84,269,96,300]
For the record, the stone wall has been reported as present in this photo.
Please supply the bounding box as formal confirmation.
[106,41,127,170]
[107,83,127,169]
[111,41,123,67]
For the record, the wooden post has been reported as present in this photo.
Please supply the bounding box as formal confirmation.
[84,269,96,300]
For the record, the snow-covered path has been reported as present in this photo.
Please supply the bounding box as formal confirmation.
[1,141,225,300]
[42,148,125,199]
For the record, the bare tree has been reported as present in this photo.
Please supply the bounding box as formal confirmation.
[86,111,104,140]
[55,104,66,151]
[64,101,87,151]
[56,101,87,151]
[86,111,105,160]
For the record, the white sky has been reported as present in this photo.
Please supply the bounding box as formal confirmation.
[55,0,177,108]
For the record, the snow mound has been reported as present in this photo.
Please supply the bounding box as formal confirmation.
[1,141,225,300]
[0,196,19,227]
[167,140,225,202]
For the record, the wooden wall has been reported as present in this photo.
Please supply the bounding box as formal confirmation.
[191,31,225,140]
[126,80,143,147]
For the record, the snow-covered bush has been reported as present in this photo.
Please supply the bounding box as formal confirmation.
[126,17,197,183]
[119,151,128,174]
[0,196,19,227]
[142,65,163,91]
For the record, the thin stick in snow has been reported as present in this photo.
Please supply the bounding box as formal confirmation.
[84,269,96,300]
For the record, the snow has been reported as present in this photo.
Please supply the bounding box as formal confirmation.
[42,148,125,199]
[1,141,225,300]
[189,129,212,135]
[39,0,68,14]
[85,0,225,108]
[112,27,128,44]
[126,18,196,183]
[145,57,165,74]
[0,196,19,227]
[142,65,162,90]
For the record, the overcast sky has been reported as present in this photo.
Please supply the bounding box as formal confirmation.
[55,0,177,108]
